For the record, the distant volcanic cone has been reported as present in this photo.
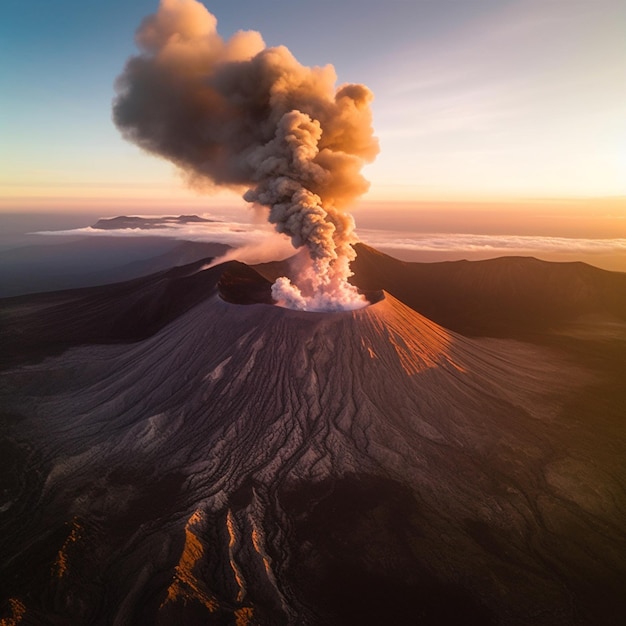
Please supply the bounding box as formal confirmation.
[113,0,378,311]
[1,258,612,625]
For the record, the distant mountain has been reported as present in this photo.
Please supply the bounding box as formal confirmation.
[92,214,215,229]
[1,245,625,625]
[0,237,230,297]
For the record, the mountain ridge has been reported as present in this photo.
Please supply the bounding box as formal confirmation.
[3,244,625,373]
[2,278,623,624]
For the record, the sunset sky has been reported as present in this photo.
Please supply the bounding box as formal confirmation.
[1,0,624,220]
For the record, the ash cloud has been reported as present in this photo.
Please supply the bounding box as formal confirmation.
[113,0,378,311]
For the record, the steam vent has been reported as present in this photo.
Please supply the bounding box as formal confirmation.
[217,263,383,309]
[2,246,626,625]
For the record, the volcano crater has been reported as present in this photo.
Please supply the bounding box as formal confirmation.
[216,263,384,309]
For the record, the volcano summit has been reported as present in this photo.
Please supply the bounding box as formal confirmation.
[1,247,626,625]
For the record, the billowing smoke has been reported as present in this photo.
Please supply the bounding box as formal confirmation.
[113,0,378,311]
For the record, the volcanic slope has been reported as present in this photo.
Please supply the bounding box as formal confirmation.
[257,242,626,338]
[1,259,625,625]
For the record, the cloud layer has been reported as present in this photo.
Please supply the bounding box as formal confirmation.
[36,216,626,272]
[358,229,626,255]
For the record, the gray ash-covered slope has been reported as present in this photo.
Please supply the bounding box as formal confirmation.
[1,250,626,625]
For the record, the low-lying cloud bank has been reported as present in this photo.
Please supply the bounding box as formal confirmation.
[358,229,626,255]
[359,229,626,272]
[36,217,280,247]
[36,217,298,266]
[35,215,626,271]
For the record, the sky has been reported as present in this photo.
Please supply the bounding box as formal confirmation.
[1,0,624,221]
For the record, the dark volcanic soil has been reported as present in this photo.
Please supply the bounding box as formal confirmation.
[1,246,625,625]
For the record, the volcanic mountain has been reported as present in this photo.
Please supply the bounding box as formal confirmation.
[1,246,625,625]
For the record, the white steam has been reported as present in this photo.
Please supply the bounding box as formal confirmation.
[113,0,378,311]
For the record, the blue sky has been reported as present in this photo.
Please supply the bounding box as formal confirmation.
[1,0,624,213]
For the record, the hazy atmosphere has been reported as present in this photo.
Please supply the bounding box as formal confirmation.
[2,1,624,231]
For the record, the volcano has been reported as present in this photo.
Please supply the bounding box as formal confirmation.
[1,246,625,625]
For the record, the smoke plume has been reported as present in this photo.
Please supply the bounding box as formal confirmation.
[113,0,378,311]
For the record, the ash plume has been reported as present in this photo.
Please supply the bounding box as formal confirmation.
[113,0,378,311]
